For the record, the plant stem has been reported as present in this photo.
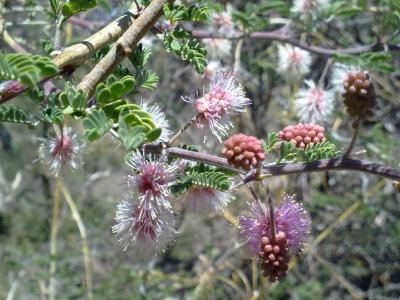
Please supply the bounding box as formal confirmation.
[344,118,361,157]
[48,179,61,300]
[167,114,198,146]
[59,181,93,300]
[267,196,276,243]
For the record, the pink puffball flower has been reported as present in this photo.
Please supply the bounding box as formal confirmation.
[38,127,85,177]
[295,80,334,123]
[239,194,311,255]
[112,151,178,256]
[184,72,251,141]
[277,44,311,79]
[182,186,232,213]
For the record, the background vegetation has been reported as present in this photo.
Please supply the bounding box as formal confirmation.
[0,0,399,299]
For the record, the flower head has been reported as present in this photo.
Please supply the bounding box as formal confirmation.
[239,194,311,255]
[222,133,265,170]
[278,123,326,148]
[277,44,311,79]
[184,72,251,141]
[204,38,232,60]
[112,151,178,256]
[140,101,171,142]
[295,80,334,123]
[330,64,355,92]
[38,127,85,177]
[113,200,175,257]
[292,0,328,16]
[182,186,231,213]
[211,6,235,36]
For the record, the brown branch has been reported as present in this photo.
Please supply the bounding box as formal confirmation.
[0,4,140,104]
[76,0,170,97]
[191,30,384,56]
[144,145,400,181]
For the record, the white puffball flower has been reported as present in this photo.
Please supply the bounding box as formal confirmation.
[295,80,335,123]
[292,0,329,17]
[277,44,312,79]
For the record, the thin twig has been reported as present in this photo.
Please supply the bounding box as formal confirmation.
[191,30,388,57]
[344,118,361,157]
[48,179,61,300]
[167,114,198,146]
[267,196,276,243]
[59,181,93,300]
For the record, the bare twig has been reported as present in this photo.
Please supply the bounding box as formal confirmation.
[344,119,361,157]
[167,114,198,146]
[48,179,61,300]
[59,181,93,300]
[191,30,386,57]
[0,4,140,103]
[76,0,171,97]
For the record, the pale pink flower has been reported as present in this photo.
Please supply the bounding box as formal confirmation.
[211,5,235,36]
[277,44,311,78]
[295,80,334,123]
[239,194,311,255]
[112,151,178,256]
[183,72,251,141]
[182,186,232,213]
[204,38,232,60]
[38,127,85,177]
[292,0,329,16]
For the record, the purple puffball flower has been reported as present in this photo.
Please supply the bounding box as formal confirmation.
[112,151,178,257]
[183,72,251,141]
[38,127,85,177]
[239,194,311,255]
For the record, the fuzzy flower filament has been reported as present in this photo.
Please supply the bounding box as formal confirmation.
[295,80,334,123]
[38,127,85,177]
[185,72,251,141]
[239,195,311,255]
[112,152,178,257]
[277,44,311,79]
[182,186,231,213]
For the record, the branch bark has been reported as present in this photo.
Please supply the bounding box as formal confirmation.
[0,4,140,104]
[191,30,384,56]
[145,145,400,181]
[76,0,170,98]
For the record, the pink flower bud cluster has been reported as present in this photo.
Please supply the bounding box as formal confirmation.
[222,134,265,170]
[278,123,325,148]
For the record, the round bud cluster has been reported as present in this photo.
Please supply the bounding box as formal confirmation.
[342,71,376,119]
[258,231,290,282]
[278,123,326,148]
[222,134,265,170]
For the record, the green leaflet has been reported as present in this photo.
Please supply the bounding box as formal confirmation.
[0,53,58,87]
[82,109,113,141]
[0,104,32,125]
